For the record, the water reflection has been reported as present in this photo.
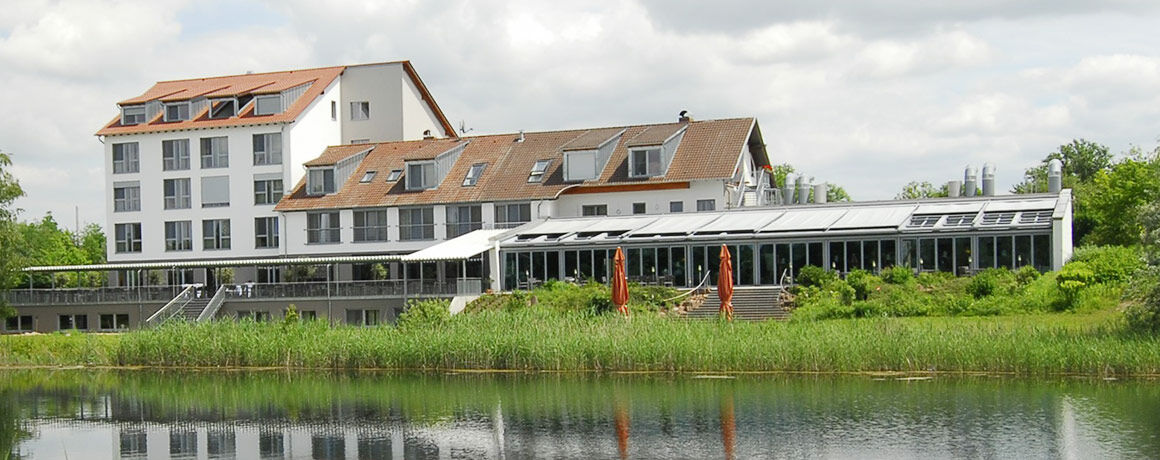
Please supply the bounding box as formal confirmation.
[1,370,1158,459]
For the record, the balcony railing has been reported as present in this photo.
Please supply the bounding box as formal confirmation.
[2,285,183,306]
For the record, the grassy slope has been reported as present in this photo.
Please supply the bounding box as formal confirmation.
[2,309,1157,375]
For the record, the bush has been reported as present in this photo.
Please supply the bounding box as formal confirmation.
[966,268,1015,299]
[1015,265,1041,285]
[1124,266,1160,333]
[797,265,836,288]
[397,298,451,329]
[1070,245,1144,285]
[916,271,955,288]
[1056,261,1095,309]
[844,270,880,301]
[881,266,913,285]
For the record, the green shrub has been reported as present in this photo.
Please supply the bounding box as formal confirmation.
[397,299,451,329]
[1057,261,1095,309]
[1070,245,1144,285]
[1015,265,1041,285]
[881,266,913,285]
[797,265,836,288]
[916,271,955,288]
[1124,266,1160,333]
[844,270,881,301]
[966,268,1014,299]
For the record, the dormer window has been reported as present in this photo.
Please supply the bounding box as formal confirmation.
[629,148,663,177]
[386,169,402,182]
[254,95,282,116]
[406,162,437,190]
[307,168,336,195]
[164,102,190,122]
[528,159,552,183]
[360,170,377,183]
[462,163,486,186]
[563,151,598,182]
[209,99,236,119]
[121,105,146,125]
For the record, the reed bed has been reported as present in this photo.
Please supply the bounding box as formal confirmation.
[3,309,1159,375]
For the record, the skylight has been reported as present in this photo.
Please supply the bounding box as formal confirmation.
[462,163,486,186]
[386,169,402,182]
[528,159,551,183]
[360,170,377,183]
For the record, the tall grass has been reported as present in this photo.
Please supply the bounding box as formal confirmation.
[3,310,1159,375]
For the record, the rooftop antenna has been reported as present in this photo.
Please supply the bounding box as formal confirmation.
[459,120,474,135]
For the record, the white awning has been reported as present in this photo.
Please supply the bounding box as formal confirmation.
[400,229,507,262]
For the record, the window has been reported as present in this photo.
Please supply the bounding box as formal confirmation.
[696,199,716,212]
[446,205,482,238]
[114,223,141,253]
[113,183,140,212]
[495,203,531,229]
[1020,210,1053,224]
[330,101,337,120]
[5,315,32,332]
[112,143,139,174]
[629,148,663,177]
[360,171,377,183]
[353,209,389,242]
[908,215,941,228]
[564,150,598,181]
[528,159,552,183]
[345,309,379,326]
[462,163,486,186]
[632,202,646,214]
[252,133,282,165]
[163,178,191,209]
[582,204,608,216]
[981,212,1017,226]
[307,168,336,195]
[202,219,231,250]
[943,214,975,227]
[121,105,146,125]
[386,169,403,182]
[399,207,435,241]
[162,139,190,170]
[406,162,437,190]
[59,314,88,330]
[200,137,229,168]
[255,217,279,248]
[307,212,340,244]
[254,178,283,205]
[99,314,130,331]
[670,201,684,213]
[164,102,190,122]
[351,101,370,120]
[201,176,230,208]
[209,99,236,119]
[254,95,282,115]
[164,220,193,251]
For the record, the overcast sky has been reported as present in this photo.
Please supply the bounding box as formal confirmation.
[3,0,1160,231]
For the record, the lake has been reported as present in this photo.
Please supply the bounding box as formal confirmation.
[1,370,1158,459]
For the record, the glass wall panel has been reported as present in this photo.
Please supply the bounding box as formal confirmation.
[919,239,936,271]
[671,247,687,286]
[627,248,641,278]
[881,240,897,268]
[829,242,845,272]
[937,238,953,273]
[505,253,517,290]
[864,241,879,272]
[1033,234,1052,271]
[955,237,971,274]
[791,243,807,277]
[776,244,791,281]
[808,242,823,269]
[1015,235,1032,268]
[658,248,670,281]
[532,252,546,281]
[739,244,755,285]
[707,246,721,286]
[579,250,593,280]
[692,246,706,286]
[845,241,862,272]
[593,250,608,283]
[564,251,578,280]
[643,247,657,281]
[997,236,1014,269]
[546,251,560,281]
[979,237,996,269]
[759,244,776,284]
[901,239,917,269]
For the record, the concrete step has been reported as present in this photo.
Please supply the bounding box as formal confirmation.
[686,286,790,321]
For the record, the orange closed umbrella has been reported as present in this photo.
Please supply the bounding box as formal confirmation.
[612,247,630,317]
[718,244,734,322]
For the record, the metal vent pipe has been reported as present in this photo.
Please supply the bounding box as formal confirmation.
[981,163,996,196]
[782,173,796,205]
[964,165,978,197]
[814,183,828,204]
[947,180,962,198]
[1047,159,1063,193]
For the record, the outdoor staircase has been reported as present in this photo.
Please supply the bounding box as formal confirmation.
[685,286,790,321]
[179,298,211,321]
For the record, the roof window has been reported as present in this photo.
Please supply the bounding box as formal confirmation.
[908,215,940,228]
[121,105,146,125]
[943,214,975,227]
[462,163,486,186]
[1018,210,1053,224]
[406,162,437,190]
[254,95,282,116]
[164,102,190,122]
[307,168,336,196]
[386,169,403,182]
[360,170,377,183]
[629,148,663,177]
[980,212,1016,226]
[528,159,552,183]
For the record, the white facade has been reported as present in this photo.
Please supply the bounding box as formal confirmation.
[101,62,451,263]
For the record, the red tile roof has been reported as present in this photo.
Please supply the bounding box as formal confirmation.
[275,118,763,212]
[95,61,455,138]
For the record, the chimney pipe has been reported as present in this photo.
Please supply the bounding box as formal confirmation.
[963,165,978,197]
[981,163,996,197]
[1047,159,1063,193]
[517,130,525,143]
[797,177,810,205]
[782,173,796,205]
[814,183,828,204]
[947,180,962,198]
[678,110,691,123]
[422,129,433,140]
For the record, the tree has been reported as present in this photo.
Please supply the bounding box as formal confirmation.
[895,181,948,200]
[1013,139,1112,194]
[1082,147,1160,246]
[1141,202,1160,265]
[15,215,107,288]
[0,151,25,319]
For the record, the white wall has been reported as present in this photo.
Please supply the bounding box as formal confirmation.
[104,125,289,262]
[285,77,342,188]
[553,180,725,217]
[340,64,404,143]
[401,70,451,138]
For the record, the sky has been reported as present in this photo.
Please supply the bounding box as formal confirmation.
[3,0,1160,232]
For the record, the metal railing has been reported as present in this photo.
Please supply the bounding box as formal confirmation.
[196,286,227,322]
[2,285,183,306]
[222,279,483,300]
[144,285,195,327]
